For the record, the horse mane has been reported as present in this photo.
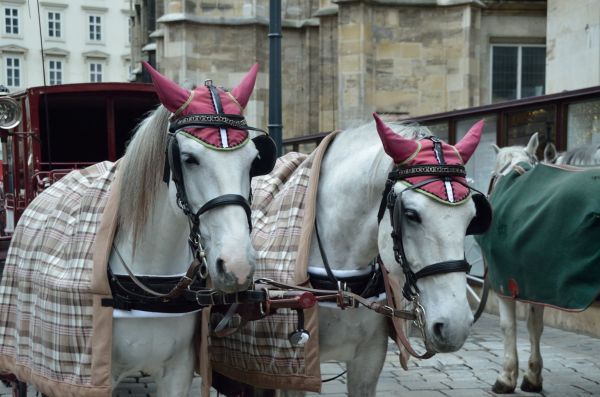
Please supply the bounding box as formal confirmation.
[117,105,170,244]
[557,145,600,166]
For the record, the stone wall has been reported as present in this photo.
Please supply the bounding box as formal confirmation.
[546,0,600,93]
[335,2,481,127]
[156,0,322,138]
[148,0,551,138]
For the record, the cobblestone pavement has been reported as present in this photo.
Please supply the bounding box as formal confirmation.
[2,313,599,396]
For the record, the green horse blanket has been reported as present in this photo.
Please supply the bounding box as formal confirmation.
[477,162,600,310]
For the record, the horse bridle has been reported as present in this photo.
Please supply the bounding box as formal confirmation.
[106,81,276,308]
[376,138,490,301]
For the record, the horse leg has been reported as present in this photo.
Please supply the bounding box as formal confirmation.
[345,333,387,397]
[493,298,518,394]
[521,303,544,392]
[153,345,195,397]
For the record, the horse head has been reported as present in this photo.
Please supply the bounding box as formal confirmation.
[373,114,487,353]
[492,132,539,175]
[142,63,275,292]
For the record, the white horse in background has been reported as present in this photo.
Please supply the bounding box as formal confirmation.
[488,132,543,394]
[109,63,272,395]
[489,134,600,394]
[273,115,489,396]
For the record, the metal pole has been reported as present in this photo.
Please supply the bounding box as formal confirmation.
[268,0,283,155]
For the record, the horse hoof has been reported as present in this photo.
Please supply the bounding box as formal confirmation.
[520,377,542,393]
[492,380,516,394]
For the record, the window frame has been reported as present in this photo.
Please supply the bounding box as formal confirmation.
[88,14,102,42]
[3,6,20,36]
[4,55,22,89]
[48,59,63,85]
[89,61,103,82]
[490,44,546,104]
[47,10,62,39]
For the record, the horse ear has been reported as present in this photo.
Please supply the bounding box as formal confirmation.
[492,144,500,154]
[231,63,259,109]
[373,113,420,164]
[455,119,485,164]
[544,142,558,163]
[526,132,539,156]
[143,62,191,114]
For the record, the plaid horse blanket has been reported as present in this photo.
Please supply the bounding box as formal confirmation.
[0,162,118,397]
[203,132,340,393]
[477,162,600,310]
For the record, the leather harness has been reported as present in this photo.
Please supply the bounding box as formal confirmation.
[104,80,273,313]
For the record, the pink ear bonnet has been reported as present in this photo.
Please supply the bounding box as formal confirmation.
[143,62,260,149]
[373,113,485,203]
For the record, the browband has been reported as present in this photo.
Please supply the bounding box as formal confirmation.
[388,164,467,179]
[169,113,267,134]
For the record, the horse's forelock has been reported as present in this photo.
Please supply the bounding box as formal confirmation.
[117,105,170,247]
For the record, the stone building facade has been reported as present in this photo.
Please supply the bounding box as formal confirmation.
[131,0,597,140]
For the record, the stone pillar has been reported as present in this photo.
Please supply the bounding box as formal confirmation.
[337,1,374,129]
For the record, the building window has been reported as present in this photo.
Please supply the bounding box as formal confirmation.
[491,45,546,103]
[5,57,21,88]
[49,60,63,85]
[4,7,19,35]
[89,62,102,82]
[48,11,61,38]
[88,15,102,41]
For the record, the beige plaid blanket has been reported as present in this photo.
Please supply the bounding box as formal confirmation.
[0,162,118,397]
[205,132,340,393]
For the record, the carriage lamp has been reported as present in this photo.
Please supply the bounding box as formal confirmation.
[0,93,21,130]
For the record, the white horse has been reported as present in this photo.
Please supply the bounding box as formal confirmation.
[488,133,541,394]
[266,115,488,396]
[489,135,600,394]
[108,63,273,395]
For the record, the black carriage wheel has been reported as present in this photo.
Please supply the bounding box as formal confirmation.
[465,236,490,322]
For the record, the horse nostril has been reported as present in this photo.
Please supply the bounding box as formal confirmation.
[216,257,225,274]
[433,322,445,339]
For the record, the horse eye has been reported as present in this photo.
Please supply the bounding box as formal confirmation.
[183,155,199,165]
[404,209,421,223]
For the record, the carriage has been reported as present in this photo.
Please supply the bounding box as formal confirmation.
[0,82,160,236]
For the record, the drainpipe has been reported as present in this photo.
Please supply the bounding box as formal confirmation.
[268,0,283,155]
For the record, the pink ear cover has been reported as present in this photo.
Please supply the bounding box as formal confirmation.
[372,113,485,203]
[373,113,420,164]
[143,62,261,149]
[455,119,485,164]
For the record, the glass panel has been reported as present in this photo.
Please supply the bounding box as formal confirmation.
[17,138,25,198]
[492,46,518,103]
[421,122,449,142]
[457,115,497,278]
[521,47,546,98]
[567,99,600,149]
[506,106,556,159]
[27,135,33,183]
[3,137,13,195]
[456,115,497,193]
